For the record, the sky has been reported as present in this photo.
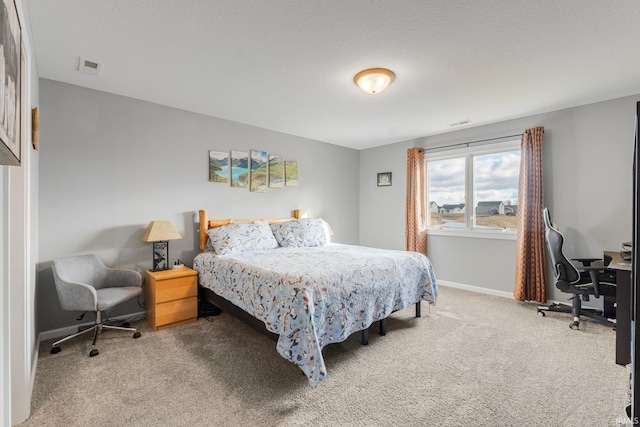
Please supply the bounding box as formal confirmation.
[427,150,520,207]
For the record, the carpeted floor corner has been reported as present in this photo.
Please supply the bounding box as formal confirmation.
[21,286,629,426]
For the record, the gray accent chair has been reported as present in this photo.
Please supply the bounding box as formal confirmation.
[51,254,143,357]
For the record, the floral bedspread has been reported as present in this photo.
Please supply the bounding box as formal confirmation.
[193,243,437,387]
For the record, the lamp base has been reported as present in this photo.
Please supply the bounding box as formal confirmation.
[151,241,169,271]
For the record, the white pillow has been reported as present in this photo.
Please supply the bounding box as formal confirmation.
[270,218,328,248]
[206,221,278,255]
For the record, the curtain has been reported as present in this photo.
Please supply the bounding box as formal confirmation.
[514,126,546,302]
[406,147,427,254]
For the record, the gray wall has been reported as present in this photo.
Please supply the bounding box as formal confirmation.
[360,95,639,303]
[38,79,360,333]
[38,77,640,332]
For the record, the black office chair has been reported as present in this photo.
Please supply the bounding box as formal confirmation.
[538,207,616,329]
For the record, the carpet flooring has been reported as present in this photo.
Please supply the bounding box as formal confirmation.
[21,286,629,426]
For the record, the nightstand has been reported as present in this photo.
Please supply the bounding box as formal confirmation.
[145,267,198,331]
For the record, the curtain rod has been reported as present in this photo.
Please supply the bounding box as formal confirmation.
[419,133,522,153]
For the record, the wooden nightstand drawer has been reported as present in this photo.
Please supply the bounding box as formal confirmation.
[155,275,197,303]
[145,267,198,331]
[151,296,197,330]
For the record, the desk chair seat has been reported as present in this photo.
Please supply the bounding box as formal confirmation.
[96,287,142,311]
[51,254,143,357]
[538,208,616,329]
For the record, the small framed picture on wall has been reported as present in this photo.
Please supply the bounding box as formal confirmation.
[377,172,392,187]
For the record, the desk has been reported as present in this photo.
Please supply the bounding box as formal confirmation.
[605,251,632,365]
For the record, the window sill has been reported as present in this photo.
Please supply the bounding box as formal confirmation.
[426,228,517,240]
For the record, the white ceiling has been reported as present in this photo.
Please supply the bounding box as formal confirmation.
[26,0,640,150]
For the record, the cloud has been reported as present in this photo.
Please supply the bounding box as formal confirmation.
[474,151,520,191]
[427,157,465,205]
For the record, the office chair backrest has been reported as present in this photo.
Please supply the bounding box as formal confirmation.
[543,207,580,284]
[51,254,109,290]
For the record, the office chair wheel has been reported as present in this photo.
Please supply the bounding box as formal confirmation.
[89,349,99,357]
[569,321,580,330]
[537,310,546,317]
[122,322,130,328]
[51,346,61,354]
[133,331,141,339]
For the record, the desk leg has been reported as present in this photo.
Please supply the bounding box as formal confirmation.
[616,269,631,366]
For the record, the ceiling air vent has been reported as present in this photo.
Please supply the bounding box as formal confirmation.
[78,57,103,76]
[449,119,472,127]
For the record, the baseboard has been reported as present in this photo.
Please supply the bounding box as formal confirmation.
[437,280,604,311]
[38,311,146,342]
[437,280,515,300]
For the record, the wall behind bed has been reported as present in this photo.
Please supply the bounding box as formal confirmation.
[38,79,359,335]
[359,94,639,306]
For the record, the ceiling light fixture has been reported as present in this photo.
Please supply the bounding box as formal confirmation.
[353,68,395,94]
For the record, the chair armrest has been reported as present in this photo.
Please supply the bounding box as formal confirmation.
[572,257,602,267]
[56,281,98,312]
[105,268,142,288]
[581,265,605,298]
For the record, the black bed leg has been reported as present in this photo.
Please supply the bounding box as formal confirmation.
[379,318,387,336]
[361,329,369,345]
[415,302,421,318]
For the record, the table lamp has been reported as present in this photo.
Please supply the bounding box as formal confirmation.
[141,220,182,271]
[324,221,335,241]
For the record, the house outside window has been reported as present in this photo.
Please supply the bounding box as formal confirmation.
[425,140,521,239]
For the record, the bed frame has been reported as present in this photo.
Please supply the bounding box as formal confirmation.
[196,209,415,345]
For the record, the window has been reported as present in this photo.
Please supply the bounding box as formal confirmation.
[426,141,521,238]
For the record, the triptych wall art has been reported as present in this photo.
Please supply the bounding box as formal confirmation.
[209,150,298,192]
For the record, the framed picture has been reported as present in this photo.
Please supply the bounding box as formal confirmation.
[250,149,267,193]
[268,154,284,188]
[285,160,298,186]
[377,172,392,187]
[0,0,21,166]
[31,106,38,150]
[230,150,249,188]
[208,150,229,183]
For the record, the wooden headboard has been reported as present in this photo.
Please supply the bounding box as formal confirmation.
[198,209,301,252]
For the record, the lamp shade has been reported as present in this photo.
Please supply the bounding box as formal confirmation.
[354,68,395,94]
[324,221,335,236]
[141,221,182,242]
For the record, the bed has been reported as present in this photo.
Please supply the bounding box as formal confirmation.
[193,209,437,387]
